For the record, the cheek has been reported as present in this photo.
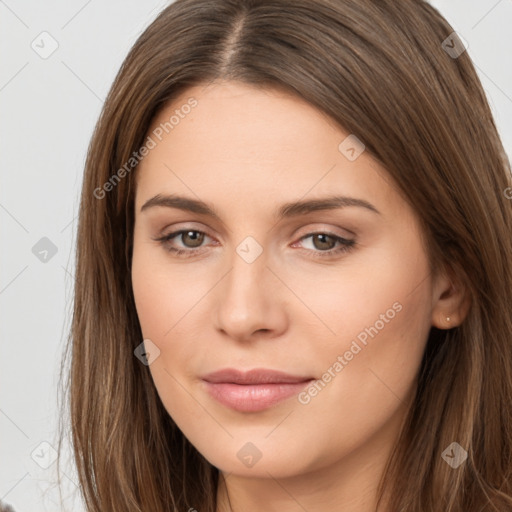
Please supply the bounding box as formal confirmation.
[131,241,209,430]
[276,245,433,471]
[300,236,433,422]
[131,235,215,389]
[131,236,203,339]
[288,227,432,396]
[280,232,432,362]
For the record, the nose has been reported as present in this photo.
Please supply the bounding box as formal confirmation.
[213,244,288,343]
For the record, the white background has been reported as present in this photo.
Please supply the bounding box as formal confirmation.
[1,1,511,510]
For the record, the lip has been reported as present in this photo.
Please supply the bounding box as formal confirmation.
[201,368,314,412]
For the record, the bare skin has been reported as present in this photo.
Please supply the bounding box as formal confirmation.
[131,80,468,512]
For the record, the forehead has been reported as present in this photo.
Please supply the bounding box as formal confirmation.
[134,81,398,218]
[145,81,342,162]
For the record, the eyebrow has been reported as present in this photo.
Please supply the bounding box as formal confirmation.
[140,193,380,219]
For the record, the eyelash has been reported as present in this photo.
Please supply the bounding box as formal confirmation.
[154,229,356,260]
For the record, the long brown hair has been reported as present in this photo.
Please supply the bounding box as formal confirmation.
[58,0,512,510]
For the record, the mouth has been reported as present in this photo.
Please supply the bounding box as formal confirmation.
[201,368,315,412]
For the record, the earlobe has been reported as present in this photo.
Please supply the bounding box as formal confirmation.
[431,267,471,329]
[433,313,455,330]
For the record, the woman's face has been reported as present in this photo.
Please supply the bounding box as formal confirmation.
[131,80,444,479]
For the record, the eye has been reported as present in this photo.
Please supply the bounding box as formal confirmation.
[155,229,213,257]
[293,232,356,259]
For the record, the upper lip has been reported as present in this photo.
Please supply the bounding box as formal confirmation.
[202,368,314,385]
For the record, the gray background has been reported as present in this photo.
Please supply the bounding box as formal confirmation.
[1,1,511,510]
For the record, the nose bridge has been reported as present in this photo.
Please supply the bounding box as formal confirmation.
[223,237,269,307]
[213,234,286,340]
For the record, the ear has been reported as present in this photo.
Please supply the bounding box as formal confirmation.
[431,264,471,329]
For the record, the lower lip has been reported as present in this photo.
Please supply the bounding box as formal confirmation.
[202,380,313,412]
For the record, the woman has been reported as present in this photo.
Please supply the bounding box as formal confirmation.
[59,0,512,510]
